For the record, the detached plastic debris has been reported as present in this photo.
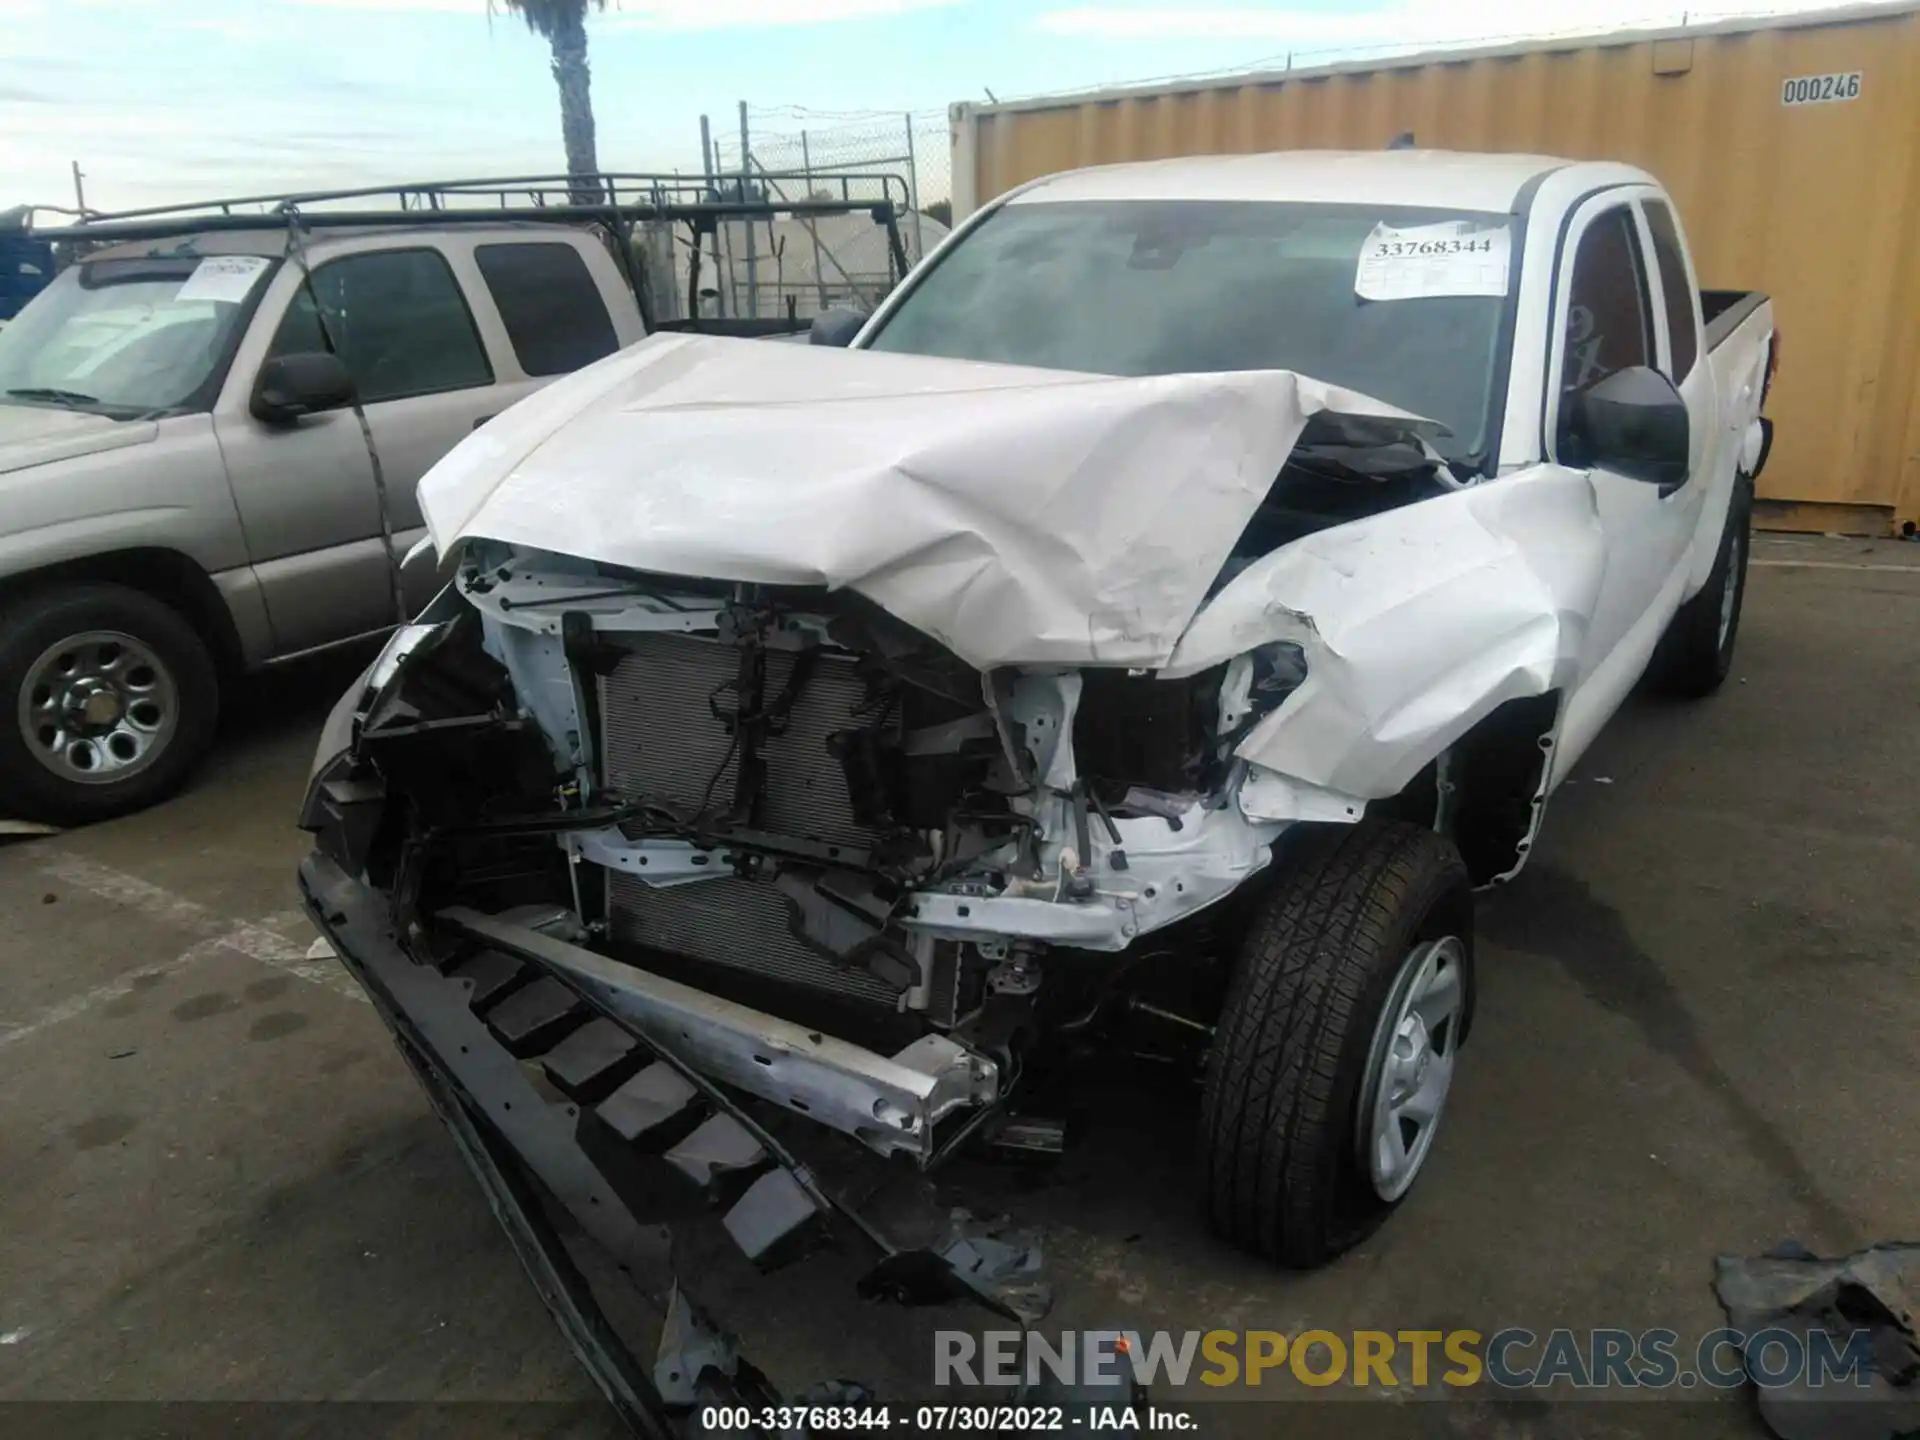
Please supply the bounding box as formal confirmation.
[858,1207,1052,1324]
[1712,1240,1920,1440]
[653,1284,740,1407]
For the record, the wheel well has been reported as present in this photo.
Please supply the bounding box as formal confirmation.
[1370,692,1562,886]
[0,550,245,675]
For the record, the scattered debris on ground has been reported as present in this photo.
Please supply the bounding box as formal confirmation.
[1713,1241,1919,1440]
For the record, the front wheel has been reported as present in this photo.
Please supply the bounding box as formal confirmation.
[0,583,220,826]
[1199,821,1475,1267]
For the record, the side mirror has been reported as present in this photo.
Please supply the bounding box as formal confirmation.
[251,351,356,425]
[808,307,868,348]
[1562,365,1689,488]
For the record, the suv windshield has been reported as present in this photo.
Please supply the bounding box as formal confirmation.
[866,199,1515,466]
[0,256,266,418]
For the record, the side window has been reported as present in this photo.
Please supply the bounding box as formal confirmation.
[269,249,492,403]
[1560,206,1652,413]
[1642,200,1698,380]
[474,242,619,377]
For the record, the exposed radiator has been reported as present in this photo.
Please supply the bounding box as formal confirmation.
[600,632,872,846]
[605,871,899,1006]
[598,632,899,1007]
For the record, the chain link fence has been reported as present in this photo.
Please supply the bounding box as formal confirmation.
[668,108,949,323]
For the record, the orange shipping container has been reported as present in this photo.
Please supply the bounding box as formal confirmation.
[950,3,1920,534]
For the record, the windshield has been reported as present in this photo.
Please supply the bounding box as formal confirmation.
[866,200,1514,465]
[0,256,267,417]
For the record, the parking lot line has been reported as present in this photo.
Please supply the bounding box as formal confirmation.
[1749,558,1920,572]
[32,849,365,1005]
[1,929,256,1050]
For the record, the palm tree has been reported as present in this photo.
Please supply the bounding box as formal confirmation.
[493,0,606,201]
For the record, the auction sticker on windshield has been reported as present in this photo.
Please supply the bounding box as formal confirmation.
[1355,221,1510,302]
[176,255,271,305]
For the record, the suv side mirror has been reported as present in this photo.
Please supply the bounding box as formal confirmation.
[252,352,356,425]
[808,307,868,348]
[1562,364,1690,488]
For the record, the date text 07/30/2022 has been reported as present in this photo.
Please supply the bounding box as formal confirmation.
[697,1405,1195,1432]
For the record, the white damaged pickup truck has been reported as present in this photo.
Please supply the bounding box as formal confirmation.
[299,150,1775,1411]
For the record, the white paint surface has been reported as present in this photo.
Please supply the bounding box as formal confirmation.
[419,332,1439,670]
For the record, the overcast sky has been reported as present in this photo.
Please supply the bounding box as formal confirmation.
[1,0,1874,212]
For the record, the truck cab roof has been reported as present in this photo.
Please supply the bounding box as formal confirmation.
[1007,149,1653,213]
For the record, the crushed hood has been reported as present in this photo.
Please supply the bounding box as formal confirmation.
[418,333,1439,670]
[0,403,154,477]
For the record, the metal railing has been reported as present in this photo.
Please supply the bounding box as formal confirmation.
[27,172,914,330]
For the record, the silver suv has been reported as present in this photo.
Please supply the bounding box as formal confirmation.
[0,220,644,824]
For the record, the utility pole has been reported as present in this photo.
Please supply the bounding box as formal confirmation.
[713,135,735,317]
[738,101,757,319]
[698,115,725,317]
[903,113,924,265]
[800,129,828,309]
[70,160,87,214]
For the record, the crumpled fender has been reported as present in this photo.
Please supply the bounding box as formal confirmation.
[1164,466,1606,814]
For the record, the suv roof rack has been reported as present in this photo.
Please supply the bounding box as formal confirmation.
[34,170,904,240]
[29,171,914,331]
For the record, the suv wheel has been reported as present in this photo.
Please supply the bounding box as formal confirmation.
[1199,820,1475,1267]
[0,584,220,826]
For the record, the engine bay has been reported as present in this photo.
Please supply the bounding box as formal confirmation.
[305,392,1562,1174]
[306,542,1332,1168]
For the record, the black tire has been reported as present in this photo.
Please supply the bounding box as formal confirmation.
[1199,821,1474,1267]
[1647,474,1752,698]
[0,584,220,826]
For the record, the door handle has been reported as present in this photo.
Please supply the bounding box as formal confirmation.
[471,414,497,431]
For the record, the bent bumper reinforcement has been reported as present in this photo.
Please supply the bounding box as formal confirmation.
[299,852,1054,1431]
[436,905,999,1164]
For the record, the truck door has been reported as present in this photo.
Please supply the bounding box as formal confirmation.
[215,246,503,653]
[1638,197,1712,488]
[1548,194,1697,711]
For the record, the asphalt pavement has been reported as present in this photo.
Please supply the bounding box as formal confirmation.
[3,534,1916,1437]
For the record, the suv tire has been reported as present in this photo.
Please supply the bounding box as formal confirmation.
[0,583,220,826]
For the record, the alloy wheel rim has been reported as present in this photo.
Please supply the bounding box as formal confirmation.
[1359,935,1466,1202]
[17,630,179,786]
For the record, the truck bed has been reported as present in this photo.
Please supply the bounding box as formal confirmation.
[1702,289,1770,352]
